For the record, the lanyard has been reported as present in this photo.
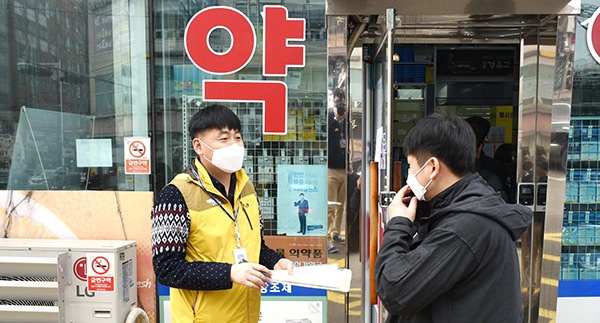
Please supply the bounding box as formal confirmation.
[190,167,244,248]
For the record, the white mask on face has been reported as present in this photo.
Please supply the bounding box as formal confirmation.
[200,140,245,173]
[406,159,433,201]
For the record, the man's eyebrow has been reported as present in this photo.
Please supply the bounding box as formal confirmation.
[217,128,240,134]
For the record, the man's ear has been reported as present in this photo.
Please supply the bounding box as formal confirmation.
[429,157,441,179]
[192,138,203,156]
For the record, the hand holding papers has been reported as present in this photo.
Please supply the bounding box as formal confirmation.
[271,264,352,292]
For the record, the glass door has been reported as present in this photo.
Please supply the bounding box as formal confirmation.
[358,8,397,322]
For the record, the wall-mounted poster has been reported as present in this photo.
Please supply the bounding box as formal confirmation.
[277,165,328,236]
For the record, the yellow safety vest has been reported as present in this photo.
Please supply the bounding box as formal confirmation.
[169,159,262,323]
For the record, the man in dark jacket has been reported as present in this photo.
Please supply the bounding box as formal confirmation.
[375,113,533,323]
[466,115,515,203]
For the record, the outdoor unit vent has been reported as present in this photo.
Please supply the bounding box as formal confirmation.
[0,253,59,323]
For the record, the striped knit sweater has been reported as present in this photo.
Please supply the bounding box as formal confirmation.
[151,183,283,290]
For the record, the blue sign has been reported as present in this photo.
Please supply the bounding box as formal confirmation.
[261,282,327,297]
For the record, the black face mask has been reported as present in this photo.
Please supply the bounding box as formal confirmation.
[336,103,346,115]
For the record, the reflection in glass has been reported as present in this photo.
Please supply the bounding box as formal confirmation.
[1,0,150,191]
[7,107,95,190]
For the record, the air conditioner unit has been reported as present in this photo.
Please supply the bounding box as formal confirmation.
[0,239,138,323]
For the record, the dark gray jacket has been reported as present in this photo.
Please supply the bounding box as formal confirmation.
[375,173,533,323]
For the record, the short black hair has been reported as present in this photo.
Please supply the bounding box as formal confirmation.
[333,88,345,101]
[403,113,475,176]
[465,116,490,149]
[188,104,241,139]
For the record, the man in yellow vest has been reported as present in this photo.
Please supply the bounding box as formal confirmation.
[152,104,294,323]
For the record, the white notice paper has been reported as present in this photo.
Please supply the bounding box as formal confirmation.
[271,264,352,292]
[76,139,113,167]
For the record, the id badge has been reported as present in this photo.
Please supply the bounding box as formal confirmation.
[234,248,248,264]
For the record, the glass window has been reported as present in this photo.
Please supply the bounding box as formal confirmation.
[153,1,328,232]
[0,0,150,191]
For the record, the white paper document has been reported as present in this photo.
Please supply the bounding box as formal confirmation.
[271,264,352,292]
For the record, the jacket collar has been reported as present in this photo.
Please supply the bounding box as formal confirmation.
[183,157,249,199]
[429,172,479,210]
[417,172,479,224]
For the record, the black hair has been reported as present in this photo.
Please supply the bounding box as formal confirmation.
[333,88,345,101]
[188,104,242,139]
[465,116,490,149]
[299,193,304,196]
[403,113,476,176]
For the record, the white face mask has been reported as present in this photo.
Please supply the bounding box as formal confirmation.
[406,159,433,201]
[200,140,245,173]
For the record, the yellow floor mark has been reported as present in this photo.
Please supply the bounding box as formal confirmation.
[541,276,559,287]
[539,308,557,322]
[544,233,562,243]
[543,253,561,262]
[328,291,346,304]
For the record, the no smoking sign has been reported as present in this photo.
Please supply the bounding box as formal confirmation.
[124,137,151,174]
[87,253,115,292]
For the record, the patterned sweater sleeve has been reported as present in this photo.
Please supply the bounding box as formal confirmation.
[151,184,233,290]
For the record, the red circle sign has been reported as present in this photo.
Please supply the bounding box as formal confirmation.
[587,7,600,64]
[91,256,110,275]
[129,141,146,158]
[73,257,87,281]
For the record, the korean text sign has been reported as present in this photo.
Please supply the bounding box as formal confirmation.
[185,6,306,134]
